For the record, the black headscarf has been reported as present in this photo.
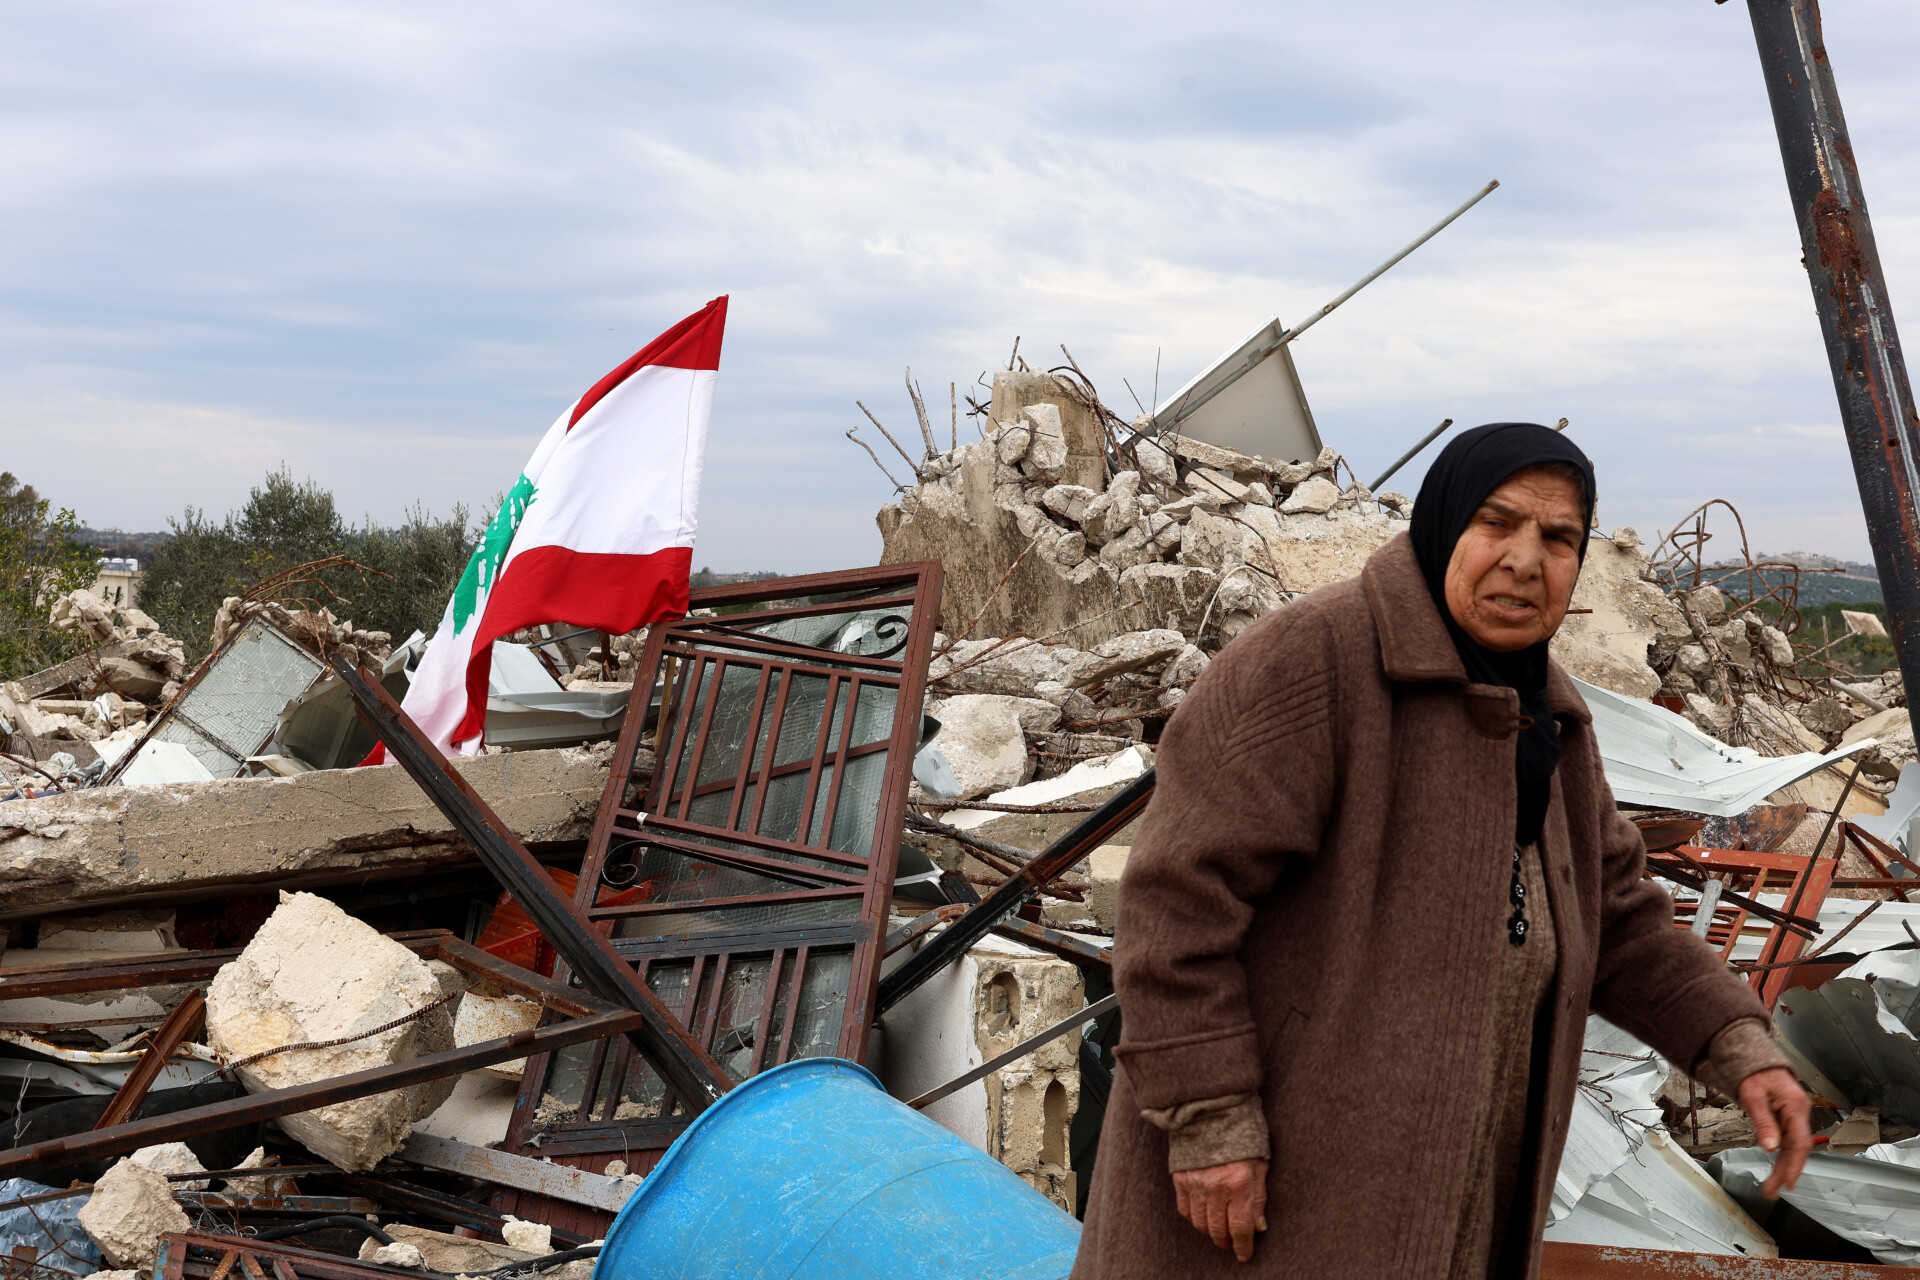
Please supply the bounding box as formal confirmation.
[1408,423,1596,847]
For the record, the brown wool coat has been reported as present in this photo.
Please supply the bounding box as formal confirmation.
[1071,533,1770,1280]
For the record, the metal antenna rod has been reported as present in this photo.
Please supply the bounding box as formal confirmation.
[1369,418,1454,493]
[1165,180,1500,428]
[1284,179,1500,346]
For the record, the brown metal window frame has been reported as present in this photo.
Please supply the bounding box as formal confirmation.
[503,562,943,1165]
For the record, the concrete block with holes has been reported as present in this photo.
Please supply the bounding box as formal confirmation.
[873,932,1086,1212]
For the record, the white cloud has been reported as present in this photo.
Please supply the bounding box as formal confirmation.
[2,0,1917,568]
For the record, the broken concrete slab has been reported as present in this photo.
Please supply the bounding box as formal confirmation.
[37,911,178,954]
[79,1156,190,1269]
[1062,630,1185,688]
[0,742,611,922]
[372,1224,593,1280]
[205,892,463,1171]
[501,1216,553,1254]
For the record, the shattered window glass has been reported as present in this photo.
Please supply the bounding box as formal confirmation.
[145,620,325,776]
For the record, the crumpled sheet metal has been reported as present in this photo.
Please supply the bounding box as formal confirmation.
[1720,1137,1920,1267]
[0,1029,224,1097]
[1855,761,1920,859]
[1542,1017,1776,1258]
[1574,677,1875,817]
[1775,948,1920,1125]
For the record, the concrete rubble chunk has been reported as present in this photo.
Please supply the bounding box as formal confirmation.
[1680,584,1729,625]
[0,742,609,922]
[49,590,118,643]
[1377,490,1411,515]
[1032,680,1098,724]
[1020,404,1069,482]
[1278,475,1342,514]
[994,420,1031,466]
[1755,622,1796,667]
[1156,493,1226,523]
[91,657,168,702]
[1800,696,1854,738]
[1064,630,1187,688]
[501,1217,553,1254]
[1040,484,1096,524]
[1165,436,1267,479]
[1844,608,1890,638]
[1160,644,1210,687]
[1088,844,1129,933]
[1132,436,1177,486]
[1176,509,1237,573]
[130,1141,208,1190]
[1117,563,1217,636]
[1550,531,1688,701]
[362,1242,427,1269]
[222,1146,299,1196]
[1683,693,1734,740]
[1079,472,1140,546]
[369,1225,590,1280]
[79,1157,190,1270]
[205,891,464,1171]
[1188,467,1252,505]
[923,695,1062,799]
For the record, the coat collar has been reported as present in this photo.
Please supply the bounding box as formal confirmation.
[1361,533,1592,726]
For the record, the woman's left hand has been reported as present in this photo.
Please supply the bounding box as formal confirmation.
[1737,1066,1812,1198]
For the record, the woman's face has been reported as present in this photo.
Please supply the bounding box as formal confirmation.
[1443,465,1586,653]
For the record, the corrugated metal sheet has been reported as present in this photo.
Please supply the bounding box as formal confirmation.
[1720,1139,1920,1266]
[1575,678,1875,817]
[1543,1017,1776,1259]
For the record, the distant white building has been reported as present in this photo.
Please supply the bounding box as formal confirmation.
[92,557,141,608]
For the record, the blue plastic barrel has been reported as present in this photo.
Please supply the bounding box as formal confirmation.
[598,1057,1081,1280]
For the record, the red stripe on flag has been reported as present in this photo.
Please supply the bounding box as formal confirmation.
[568,296,728,429]
[449,544,694,745]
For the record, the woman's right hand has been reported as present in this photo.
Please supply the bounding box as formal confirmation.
[1172,1158,1269,1262]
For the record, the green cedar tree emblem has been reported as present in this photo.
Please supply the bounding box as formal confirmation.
[452,473,536,633]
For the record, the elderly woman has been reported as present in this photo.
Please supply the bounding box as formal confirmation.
[1072,424,1812,1280]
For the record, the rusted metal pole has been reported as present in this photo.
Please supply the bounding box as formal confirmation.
[328,656,731,1112]
[1746,0,1920,698]
[93,989,205,1130]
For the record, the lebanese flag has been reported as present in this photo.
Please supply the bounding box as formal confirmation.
[369,296,726,760]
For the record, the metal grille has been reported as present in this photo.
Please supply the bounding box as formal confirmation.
[505,562,941,1164]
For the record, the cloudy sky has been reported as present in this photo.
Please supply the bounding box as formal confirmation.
[7,1,1920,572]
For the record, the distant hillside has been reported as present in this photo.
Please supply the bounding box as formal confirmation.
[690,567,783,589]
[73,528,171,560]
[1706,556,1882,608]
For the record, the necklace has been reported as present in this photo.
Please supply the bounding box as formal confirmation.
[1508,843,1529,946]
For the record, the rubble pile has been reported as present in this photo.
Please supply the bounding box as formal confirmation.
[5,348,1920,1278]
[880,371,1405,651]
[0,589,403,796]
